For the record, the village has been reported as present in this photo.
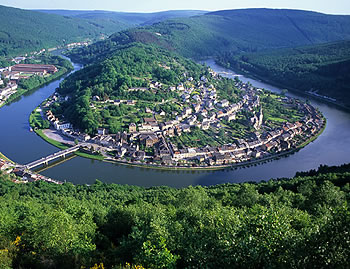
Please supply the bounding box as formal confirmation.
[42,68,325,168]
[0,41,90,107]
[0,51,58,107]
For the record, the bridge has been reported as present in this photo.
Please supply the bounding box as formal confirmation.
[25,145,81,170]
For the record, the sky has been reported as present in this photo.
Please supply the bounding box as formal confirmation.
[0,0,349,15]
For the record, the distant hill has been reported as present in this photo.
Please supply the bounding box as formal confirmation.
[68,8,350,63]
[35,9,207,26]
[0,5,130,56]
[217,40,350,107]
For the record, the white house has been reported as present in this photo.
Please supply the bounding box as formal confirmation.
[54,121,72,131]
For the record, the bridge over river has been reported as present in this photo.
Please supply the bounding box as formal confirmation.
[25,145,81,170]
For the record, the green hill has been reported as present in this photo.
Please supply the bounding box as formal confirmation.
[0,163,349,268]
[0,5,129,56]
[36,9,207,26]
[68,8,350,63]
[57,43,211,134]
[217,40,350,107]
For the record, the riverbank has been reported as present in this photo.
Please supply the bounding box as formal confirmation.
[32,116,326,172]
[0,59,73,109]
[0,152,14,164]
[214,59,350,113]
[34,129,105,161]
[105,123,326,171]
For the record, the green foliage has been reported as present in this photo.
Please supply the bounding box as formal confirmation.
[69,9,350,64]
[0,164,349,268]
[58,43,206,134]
[0,5,129,56]
[218,40,350,107]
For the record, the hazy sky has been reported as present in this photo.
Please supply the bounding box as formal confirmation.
[0,0,349,14]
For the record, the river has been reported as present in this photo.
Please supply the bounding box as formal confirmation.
[1,57,350,187]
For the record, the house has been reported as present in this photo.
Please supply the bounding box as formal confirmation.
[181,94,190,101]
[261,143,275,151]
[216,111,225,119]
[184,107,192,116]
[134,151,146,161]
[225,114,236,122]
[10,64,57,74]
[127,100,136,106]
[181,124,191,133]
[214,154,227,165]
[116,147,128,158]
[177,84,185,91]
[98,128,108,135]
[161,121,175,131]
[175,126,182,136]
[54,121,72,131]
[79,134,91,142]
[192,95,201,102]
[193,103,201,113]
[129,123,137,133]
[201,121,210,130]
[162,155,174,165]
[218,99,229,108]
[164,127,175,137]
[187,116,197,126]
[140,133,159,147]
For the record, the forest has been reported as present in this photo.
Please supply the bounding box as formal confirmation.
[0,163,349,268]
[0,5,129,57]
[68,9,350,64]
[217,40,350,108]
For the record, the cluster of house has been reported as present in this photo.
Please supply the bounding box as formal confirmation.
[69,101,322,167]
[66,41,90,49]
[46,110,72,131]
[0,158,14,173]
[43,67,324,167]
[0,57,58,106]
[0,157,62,184]
[12,168,63,184]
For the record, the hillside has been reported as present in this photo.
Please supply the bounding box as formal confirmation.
[36,9,207,26]
[56,43,212,134]
[68,8,350,63]
[0,5,129,56]
[0,163,349,268]
[217,40,350,107]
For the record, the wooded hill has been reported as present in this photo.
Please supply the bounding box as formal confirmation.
[67,8,350,108]
[36,9,207,27]
[68,8,350,63]
[217,40,350,107]
[56,43,213,134]
[0,163,349,268]
[0,5,130,56]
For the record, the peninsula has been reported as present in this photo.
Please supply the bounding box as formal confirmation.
[31,44,325,169]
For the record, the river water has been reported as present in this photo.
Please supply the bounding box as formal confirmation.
[1,57,350,187]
